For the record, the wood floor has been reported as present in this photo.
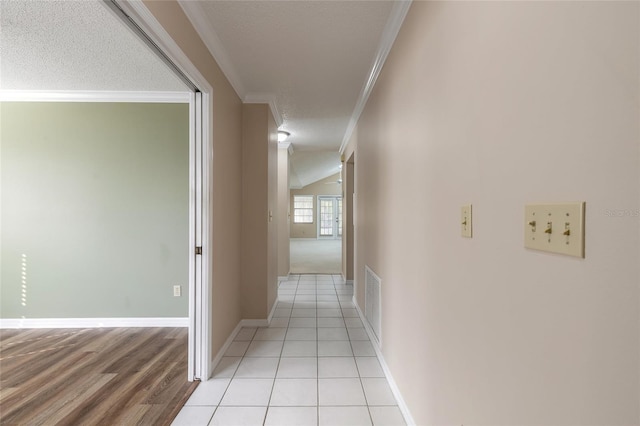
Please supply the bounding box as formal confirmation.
[0,327,198,425]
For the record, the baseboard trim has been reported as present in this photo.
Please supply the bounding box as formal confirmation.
[352,298,416,426]
[267,299,279,324]
[209,321,244,380]
[208,315,275,379]
[0,317,189,329]
[239,319,269,327]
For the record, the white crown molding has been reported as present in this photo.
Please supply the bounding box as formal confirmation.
[279,141,294,157]
[0,90,190,103]
[244,92,284,129]
[339,0,413,155]
[0,317,189,328]
[352,297,416,426]
[178,0,246,99]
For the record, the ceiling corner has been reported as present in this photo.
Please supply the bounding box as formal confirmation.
[244,92,284,128]
[178,0,246,99]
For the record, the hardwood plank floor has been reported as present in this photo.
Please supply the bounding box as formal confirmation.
[0,328,198,426]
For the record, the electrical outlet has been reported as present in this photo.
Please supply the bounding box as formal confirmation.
[461,204,472,238]
[524,202,585,258]
[173,285,181,297]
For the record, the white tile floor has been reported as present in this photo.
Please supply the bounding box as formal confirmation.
[172,274,407,426]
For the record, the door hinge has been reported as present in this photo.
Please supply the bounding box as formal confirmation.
[195,246,202,255]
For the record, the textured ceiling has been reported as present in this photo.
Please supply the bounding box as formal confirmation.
[195,1,393,150]
[0,0,187,92]
[1,0,402,188]
[182,0,397,187]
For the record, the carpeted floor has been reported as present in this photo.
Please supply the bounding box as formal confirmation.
[290,238,342,274]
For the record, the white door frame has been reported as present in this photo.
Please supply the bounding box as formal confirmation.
[114,0,213,381]
[317,196,342,240]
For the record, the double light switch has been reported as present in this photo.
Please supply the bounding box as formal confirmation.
[524,202,585,258]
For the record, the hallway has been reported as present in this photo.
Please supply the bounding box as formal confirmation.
[172,274,406,426]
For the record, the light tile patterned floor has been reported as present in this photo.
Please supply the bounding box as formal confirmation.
[172,274,406,426]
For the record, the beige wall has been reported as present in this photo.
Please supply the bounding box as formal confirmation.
[290,173,342,238]
[350,2,639,424]
[278,147,291,277]
[241,103,278,319]
[144,0,243,360]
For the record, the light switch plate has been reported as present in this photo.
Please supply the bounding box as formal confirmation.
[524,202,585,258]
[461,204,472,238]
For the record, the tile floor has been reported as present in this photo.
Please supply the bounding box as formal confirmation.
[172,274,407,426]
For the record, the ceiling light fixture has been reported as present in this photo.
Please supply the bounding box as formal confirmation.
[277,131,290,142]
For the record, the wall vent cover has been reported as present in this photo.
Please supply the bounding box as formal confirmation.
[364,265,382,346]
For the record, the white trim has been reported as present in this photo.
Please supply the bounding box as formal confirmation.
[339,1,412,155]
[187,92,197,382]
[200,90,213,382]
[244,92,283,128]
[352,299,416,426]
[117,0,212,96]
[278,275,290,282]
[210,321,244,378]
[0,90,190,103]
[240,319,270,327]
[0,317,189,329]
[178,0,245,98]
[208,315,279,378]
[267,298,279,324]
[117,0,215,382]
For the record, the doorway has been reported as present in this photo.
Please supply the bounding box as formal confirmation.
[318,196,343,239]
[106,0,215,381]
[344,153,355,281]
[0,0,211,383]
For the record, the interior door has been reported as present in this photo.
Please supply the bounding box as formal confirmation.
[318,196,342,239]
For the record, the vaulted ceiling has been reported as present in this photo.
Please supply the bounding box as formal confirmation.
[1,0,409,188]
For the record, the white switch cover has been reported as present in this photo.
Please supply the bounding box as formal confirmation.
[173,285,181,297]
[524,202,585,258]
[461,204,472,238]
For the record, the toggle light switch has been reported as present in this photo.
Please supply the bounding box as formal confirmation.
[461,204,472,238]
[524,202,585,258]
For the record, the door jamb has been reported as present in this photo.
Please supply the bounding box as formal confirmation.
[114,0,214,380]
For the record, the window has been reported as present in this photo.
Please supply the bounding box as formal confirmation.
[294,195,314,223]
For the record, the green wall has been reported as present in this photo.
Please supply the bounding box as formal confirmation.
[1,102,189,318]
